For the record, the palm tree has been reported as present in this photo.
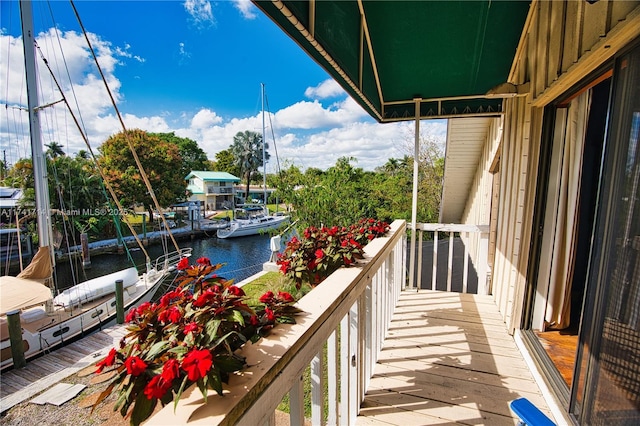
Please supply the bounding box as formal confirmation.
[45,141,65,159]
[231,130,270,203]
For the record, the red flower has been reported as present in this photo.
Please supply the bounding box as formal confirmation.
[265,307,276,322]
[162,358,181,382]
[184,322,199,334]
[249,315,259,326]
[193,289,216,308]
[227,285,245,297]
[177,257,190,270]
[96,348,117,373]
[259,291,274,304]
[196,257,211,266]
[144,374,172,400]
[136,302,151,315]
[277,291,294,303]
[160,289,182,307]
[315,249,324,259]
[124,356,148,376]
[181,349,212,381]
[278,259,290,273]
[125,308,137,323]
[158,306,182,324]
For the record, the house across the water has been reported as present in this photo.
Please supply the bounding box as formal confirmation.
[185,171,239,212]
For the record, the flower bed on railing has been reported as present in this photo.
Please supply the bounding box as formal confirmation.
[276,218,390,287]
[92,218,391,425]
[91,258,300,425]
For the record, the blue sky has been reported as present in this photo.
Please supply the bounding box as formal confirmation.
[1,0,446,172]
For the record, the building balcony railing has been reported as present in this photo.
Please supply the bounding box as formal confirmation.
[206,187,234,194]
[408,223,490,295]
[148,219,407,425]
[148,220,491,425]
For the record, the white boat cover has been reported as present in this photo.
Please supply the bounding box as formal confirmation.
[53,267,139,308]
[0,276,52,315]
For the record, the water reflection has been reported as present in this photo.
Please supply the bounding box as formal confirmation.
[52,234,273,293]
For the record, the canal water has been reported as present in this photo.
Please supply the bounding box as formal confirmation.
[52,233,276,297]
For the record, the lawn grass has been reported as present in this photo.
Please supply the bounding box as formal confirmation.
[240,272,311,306]
[239,271,317,418]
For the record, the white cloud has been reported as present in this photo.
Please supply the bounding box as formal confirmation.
[183,0,215,27]
[191,109,223,128]
[1,27,447,176]
[304,79,345,99]
[232,0,258,20]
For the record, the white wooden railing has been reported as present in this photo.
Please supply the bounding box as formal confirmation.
[408,223,490,295]
[147,220,406,425]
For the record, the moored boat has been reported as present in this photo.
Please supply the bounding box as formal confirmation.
[0,246,191,371]
[0,0,191,371]
[216,207,289,239]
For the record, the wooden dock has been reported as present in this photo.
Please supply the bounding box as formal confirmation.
[0,324,127,412]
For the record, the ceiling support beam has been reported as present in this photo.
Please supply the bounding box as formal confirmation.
[408,98,421,291]
[357,0,385,115]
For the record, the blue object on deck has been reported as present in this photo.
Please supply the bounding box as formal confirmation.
[510,398,556,426]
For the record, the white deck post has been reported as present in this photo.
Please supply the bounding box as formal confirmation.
[408,98,422,290]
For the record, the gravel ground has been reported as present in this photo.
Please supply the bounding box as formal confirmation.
[1,365,147,426]
[1,366,297,426]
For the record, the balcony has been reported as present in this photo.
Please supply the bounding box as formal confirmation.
[148,220,552,425]
[207,187,234,195]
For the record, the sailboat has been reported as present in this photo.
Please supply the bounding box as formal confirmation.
[0,0,190,371]
[216,84,289,239]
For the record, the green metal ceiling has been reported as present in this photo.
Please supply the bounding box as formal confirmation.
[253,0,531,122]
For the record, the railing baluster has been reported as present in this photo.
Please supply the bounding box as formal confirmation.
[327,330,339,426]
[417,229,423,291]
[289,374,305,425]
[339,315,349,424]
[349,302,358,425]
[447,231,454,292]
[432,230,438,290]
[463,231,470,293]
[311,351,323,425]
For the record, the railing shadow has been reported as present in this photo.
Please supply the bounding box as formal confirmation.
[358,291,546,425]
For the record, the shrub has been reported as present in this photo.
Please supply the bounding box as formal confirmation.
[92,257,300,426]
[277,218,390,288]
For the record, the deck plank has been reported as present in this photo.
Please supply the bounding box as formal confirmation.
[357,290,555,425]
[0,324,127,412]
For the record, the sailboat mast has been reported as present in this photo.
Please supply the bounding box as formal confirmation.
[261,83,267,210]
[20,0,53,253]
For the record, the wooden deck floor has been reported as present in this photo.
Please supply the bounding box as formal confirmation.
[357,290,554,426]
[0,324,127,412]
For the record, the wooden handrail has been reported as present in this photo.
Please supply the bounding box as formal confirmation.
[147,220,407,425]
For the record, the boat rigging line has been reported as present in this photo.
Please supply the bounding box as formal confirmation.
[69,0,181,257]
[33,41,154,264]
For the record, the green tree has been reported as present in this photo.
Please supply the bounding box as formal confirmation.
[275,157,377,229]
[149,132,210,178]
[213,149,240,177]
[48,153,104,212]
[230,130,269,202]
[45,141,65,159]
[98,129,186,219]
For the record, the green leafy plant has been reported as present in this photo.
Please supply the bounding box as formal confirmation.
[277,218,390,288]
[92,256,300,425]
